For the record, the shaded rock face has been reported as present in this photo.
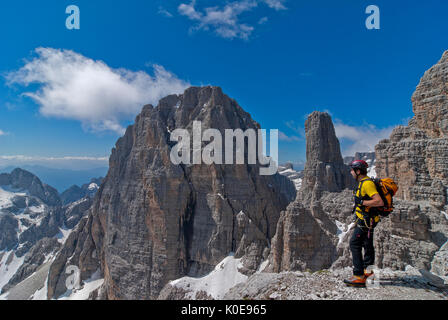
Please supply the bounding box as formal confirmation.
[0,214,18,251]
[47,216,100,299]
[269,201,338,272]
[278,163,303,191]
[63,197,93,229]
[300,112,354,204]
[48,86,296,300]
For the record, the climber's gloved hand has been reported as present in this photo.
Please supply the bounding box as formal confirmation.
[354,196,364,207]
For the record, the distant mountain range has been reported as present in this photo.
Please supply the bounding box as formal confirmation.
[0,168,102,299]
[0,165,108,193]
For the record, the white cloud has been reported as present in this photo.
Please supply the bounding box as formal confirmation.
[334,122,395,156]
[263,0,287,10]
[178,0,287,40]
[279,131,301,142]
[258,16,268,25]
[178,0,203,20]
[6,48,190,135]
[158,6,174,18]
[179,0,257,40]
[0,155,109,171]
[0,155,108,161]
[285,120,305,138]
[0,130,6,136]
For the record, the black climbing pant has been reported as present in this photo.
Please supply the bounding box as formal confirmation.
[349,224,375,276]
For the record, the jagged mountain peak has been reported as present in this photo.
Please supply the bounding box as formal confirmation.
[0,168,60,207]
[47,86,296,300]
[300,112,354,203]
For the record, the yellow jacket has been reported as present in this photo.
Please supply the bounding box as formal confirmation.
[354,177,381,223]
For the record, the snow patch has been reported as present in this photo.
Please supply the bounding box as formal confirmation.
[0,187,16,209]
[441,211,448,221]
[88,183,99,191]
[58,269,104,300]
[278,167,302,191]
[368,165,377,178]
[56,226,73,245]
[0,251,25,292]
[335,220,354,246]
[169,254,248,300]
[30,274,48,300]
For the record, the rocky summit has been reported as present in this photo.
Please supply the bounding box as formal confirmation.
[268,111,350,273]
[299,111,354,205]
[47,86,296,300]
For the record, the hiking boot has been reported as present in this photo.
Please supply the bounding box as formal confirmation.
[343,275,366,287]
[364,269,374,278]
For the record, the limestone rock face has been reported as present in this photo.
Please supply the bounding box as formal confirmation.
[376,51,448,205]
[63,197,93,229]
[47,215,100,299]
[47,86,296,300]
[411,51,448,138]
[269,201,338,272]
[0,214,18,251]
[300,112,354,204]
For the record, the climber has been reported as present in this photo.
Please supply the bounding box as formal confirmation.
[343,160,384,287]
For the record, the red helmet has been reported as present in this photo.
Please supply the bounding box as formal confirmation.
[349,160,369,170]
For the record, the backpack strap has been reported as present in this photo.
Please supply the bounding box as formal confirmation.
[352,178,369,213]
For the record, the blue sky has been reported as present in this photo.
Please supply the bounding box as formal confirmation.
[0,0,447,170]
